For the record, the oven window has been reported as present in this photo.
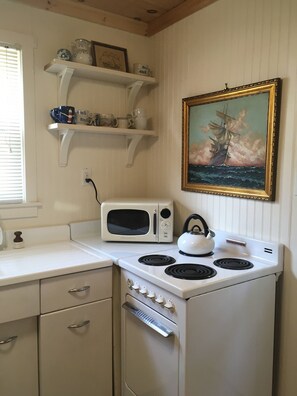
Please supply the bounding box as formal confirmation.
[107,209,149,235]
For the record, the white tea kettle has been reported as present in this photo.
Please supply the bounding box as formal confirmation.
[177,214,215,256]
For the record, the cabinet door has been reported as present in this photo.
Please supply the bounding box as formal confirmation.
[0,317,38,396]
[39,299,112,396]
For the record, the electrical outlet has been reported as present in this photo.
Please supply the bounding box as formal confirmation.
[81,168,92,186]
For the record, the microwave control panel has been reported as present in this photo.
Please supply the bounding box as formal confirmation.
[158,202,173,242]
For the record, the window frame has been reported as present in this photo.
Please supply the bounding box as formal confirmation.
[0,30,40,220]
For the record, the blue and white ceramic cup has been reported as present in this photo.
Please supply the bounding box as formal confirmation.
[57,48,72,61]
[50,106,75,124]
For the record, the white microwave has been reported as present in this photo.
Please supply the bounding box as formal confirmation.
[101,198,174,243]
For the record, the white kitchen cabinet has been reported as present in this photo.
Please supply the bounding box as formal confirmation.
[39,268,113,396]
[44,59,158,166]
[0,317,38,396]
[0,281,39,396]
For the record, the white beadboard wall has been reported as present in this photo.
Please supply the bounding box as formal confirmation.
[149,0,295,243]
[149,0,297,395]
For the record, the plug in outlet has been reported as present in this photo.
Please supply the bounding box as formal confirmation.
[81,168,92,186]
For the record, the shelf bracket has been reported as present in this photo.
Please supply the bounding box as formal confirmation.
[58,129,75,166]
[126,135,143,167]
[57,67,74,104]
[127,81,144,113]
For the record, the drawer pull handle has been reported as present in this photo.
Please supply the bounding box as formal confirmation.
[67,320,90,329]
[0,335,18,345]
[68,285,90,293]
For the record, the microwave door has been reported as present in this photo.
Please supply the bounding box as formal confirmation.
[105,205,158,242]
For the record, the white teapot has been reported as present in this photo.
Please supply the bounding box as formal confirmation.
[177,214,215,256]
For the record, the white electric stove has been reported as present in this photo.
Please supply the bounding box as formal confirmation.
[119,230,283,396]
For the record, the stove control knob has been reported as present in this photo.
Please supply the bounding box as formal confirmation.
[132,283,140,291]
[155,295,164,305]
[127,279,133,289]
[164,300,174,311]
[147,291,155,299]
[139,286,148,296]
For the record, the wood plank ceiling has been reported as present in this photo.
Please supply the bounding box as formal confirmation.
[15,0,219,36]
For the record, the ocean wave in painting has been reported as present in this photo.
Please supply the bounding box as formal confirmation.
[188,165,265,189]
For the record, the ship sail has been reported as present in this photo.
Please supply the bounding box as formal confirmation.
[208,106,240,166]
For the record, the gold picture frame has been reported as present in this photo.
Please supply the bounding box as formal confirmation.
[182,78,282,201]
[91,41,129,72]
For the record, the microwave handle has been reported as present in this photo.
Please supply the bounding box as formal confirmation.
[153,210,157,235]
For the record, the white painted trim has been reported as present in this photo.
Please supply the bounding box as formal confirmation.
[0,202,42,220]
[0,29,38,218]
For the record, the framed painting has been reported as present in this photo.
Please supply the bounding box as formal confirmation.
[182,78,282,201]
[91,41,129,72]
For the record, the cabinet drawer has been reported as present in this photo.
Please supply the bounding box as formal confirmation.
[40,267,112,313]
[0,281,39,324]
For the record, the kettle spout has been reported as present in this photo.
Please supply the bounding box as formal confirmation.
[206,230,215,240]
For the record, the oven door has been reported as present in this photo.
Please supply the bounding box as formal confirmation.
[122,295,179,396]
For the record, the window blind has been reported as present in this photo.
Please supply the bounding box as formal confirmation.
[0,44,24,203]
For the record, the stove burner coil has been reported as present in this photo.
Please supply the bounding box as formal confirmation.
[213,258,254,270]
[165,264,217,280]
[138,254,176,266]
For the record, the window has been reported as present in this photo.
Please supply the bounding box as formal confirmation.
[0,44,24,203]
[0,30,40,219]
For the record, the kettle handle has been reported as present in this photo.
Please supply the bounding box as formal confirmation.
[182,214,210,237]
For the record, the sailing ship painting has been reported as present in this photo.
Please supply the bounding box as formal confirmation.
[182,79,281,200]
[208,106,241,166]
[186,93,270,190]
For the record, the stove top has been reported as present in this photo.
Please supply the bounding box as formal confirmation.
[118,231,283,299]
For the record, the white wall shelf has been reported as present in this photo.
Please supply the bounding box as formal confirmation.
[48,123,157,167]
[45,59,158,167]
[44,59,157,111]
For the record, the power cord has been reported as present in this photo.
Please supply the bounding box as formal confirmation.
[85,178,101,205]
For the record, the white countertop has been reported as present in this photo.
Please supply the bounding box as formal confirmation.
[0,221,173,287]
[70,220,177,263]
[0,224,112,287]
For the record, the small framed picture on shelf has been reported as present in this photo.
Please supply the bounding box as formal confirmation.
[91,41,129,72]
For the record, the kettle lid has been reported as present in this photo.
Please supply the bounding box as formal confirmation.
[190,225,203,235]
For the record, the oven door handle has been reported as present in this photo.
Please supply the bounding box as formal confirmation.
[122,302,173,338]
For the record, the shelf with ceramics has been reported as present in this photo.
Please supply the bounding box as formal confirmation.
[45,59,158,167]
[44,58,157,111]
[48,123,157,167]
